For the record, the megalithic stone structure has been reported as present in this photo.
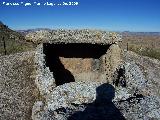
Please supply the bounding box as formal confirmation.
[26,29,123,95]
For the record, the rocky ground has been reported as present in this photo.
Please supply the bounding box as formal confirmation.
[31,51,160,120]
[0,27,160,119]
[0,50,160,120]
[0,51,41,120]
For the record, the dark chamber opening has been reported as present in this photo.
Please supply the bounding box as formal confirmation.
[43,43,110,86]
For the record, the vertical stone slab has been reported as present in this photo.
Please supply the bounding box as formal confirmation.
[103,44,123,83]
[34,44,56,96]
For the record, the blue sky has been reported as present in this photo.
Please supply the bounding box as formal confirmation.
[0,0,160,32]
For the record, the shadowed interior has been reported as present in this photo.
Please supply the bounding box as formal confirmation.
[43,43,110,86]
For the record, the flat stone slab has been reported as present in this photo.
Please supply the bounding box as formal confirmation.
[25,29,122,44]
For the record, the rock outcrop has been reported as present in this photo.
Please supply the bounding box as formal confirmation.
[25,29,122,44]
[31,51,160,120]
[0,51,40,120]
[1,28,160,120]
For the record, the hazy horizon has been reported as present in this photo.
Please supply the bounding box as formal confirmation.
[12,27,160,33]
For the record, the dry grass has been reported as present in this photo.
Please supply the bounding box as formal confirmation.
[0,23,35,56]
[120,33,160,60]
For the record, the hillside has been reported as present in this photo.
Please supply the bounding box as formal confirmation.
[0,22,35,55]
[120,32,160,60]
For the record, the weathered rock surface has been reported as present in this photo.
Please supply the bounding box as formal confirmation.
[0,50,159,120]
[1,28,160,120]
[31,51,160,120]
[124,51,160,97]
[119,51,160,119]
[32,82,127,120]
[25,29,122,44]
[35,43,123,95]
[0,51,40,120]
[104,43,123,82]
[34,44,56,96]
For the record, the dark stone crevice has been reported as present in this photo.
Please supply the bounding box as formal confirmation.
[113,67,126,87]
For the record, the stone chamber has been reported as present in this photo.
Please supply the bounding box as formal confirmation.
[1,29,160,120]
[43,43,111,86]
[33,30,123,95]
